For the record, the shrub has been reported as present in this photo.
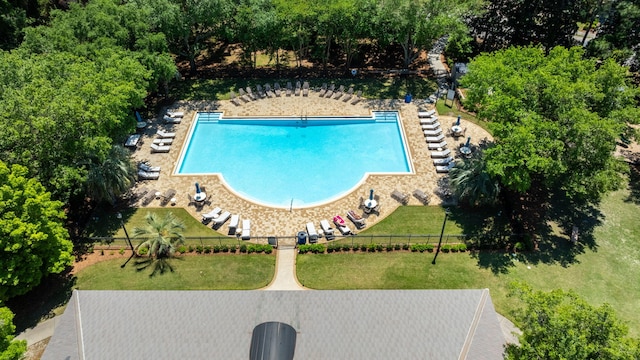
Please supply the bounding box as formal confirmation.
[311,244,325,253]
[298,245,310,254]
[204,245,212,254]
[402,243,410,250]
[410,244,422,252]
[457,243,467,252]
[514,242,525,252]
[188,245,195,253]
[138,247,149,255]
[195,245,203,254]
[342,244,351,252]
[229,244,237,253]
[119,248,126,255]
[366,243,376,252]
[376,244,384,252]
[394,243,401,250]
[239,244,247,253]
[426,244,435,252]
[351,244,359,252]
[327,244,336,253]
[177,245,187,254]
[247,245,256,254]
[450,244,459,253]
[220,244,229,252]
[213,245,220,253]
[360,244,367,252]
[441,244,451,253]
[385,244,394,252]
[264,245,273,254]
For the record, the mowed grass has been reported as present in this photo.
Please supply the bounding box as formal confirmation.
[297,188,640,336]
[75,255,275,290]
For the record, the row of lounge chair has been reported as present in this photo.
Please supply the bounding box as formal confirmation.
[391,189,430,205]
[229,82,364,105]
[201,207,251,240]
[318,83,363,104]
[140,188,176,206]
[419,110,455,173]
[150,129,175,153]
[297,215,358,245]
[137,162,161,180]
[162,110,183,124]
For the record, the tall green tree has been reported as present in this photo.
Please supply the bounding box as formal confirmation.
[0,161,73,301]
[449,155,500,206]
[506,282,640,359]
[0,307,26,360]
[587,0,640,71]
[132,212,185,274]
[85,145,137,205]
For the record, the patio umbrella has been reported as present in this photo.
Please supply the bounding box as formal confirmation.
[465,136,471,148]
[456,115,461,126]
[195,182,201,194]
[369,189,374,200]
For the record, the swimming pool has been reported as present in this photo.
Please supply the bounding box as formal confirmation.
[177,111,412,207]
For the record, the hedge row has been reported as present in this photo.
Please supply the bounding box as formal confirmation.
[299,243,468,254]
[176,244,273,254]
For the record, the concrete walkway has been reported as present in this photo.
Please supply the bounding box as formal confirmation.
[15,315,61,346]
[263,247,305,291]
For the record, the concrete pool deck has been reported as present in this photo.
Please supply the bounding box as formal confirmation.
[130,91,492,244]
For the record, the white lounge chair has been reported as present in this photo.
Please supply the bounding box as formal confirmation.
[427,141,448,150]
[163,115,182,124]
[273,82,282,97]
[333,85,345,99]
[166,111,184,118]
[320,219,335,240]
[229,214,239,232]
[212,211,231,228]
[150,143,170,153]
[137,170,159,180]
[342,87,355,102]
[391,190,410,204]
[433,156,454,165]
[426,134,445,143]
[421,122,441,130]
[156,129,176,138]
[431,149,452,158]
[418,110,436,117]
[306,222,318,243]
[347,210,366,229]
[302,81,309,97]
[324,84,335,98]
[152,138,173,145]
[125,134,141,147]
[241,219,251,240]
[139,163,160,172]
[201,207,222,222]
[318,83,328,97]
[423,129,443,136]
[420,117,438,125]
[436,163,455,173]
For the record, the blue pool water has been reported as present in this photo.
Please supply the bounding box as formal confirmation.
[177,111,411,207]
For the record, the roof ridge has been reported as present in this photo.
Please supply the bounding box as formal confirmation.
[458,289,489,360]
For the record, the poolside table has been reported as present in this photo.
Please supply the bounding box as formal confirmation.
[451,125,463,137]
[194,192,207,202]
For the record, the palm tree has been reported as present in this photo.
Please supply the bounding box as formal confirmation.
[131,212,185,274]
[85,145,136,204]
[449,156,500,207]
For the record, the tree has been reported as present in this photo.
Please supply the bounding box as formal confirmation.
[449,155,501,206]
[132,212,185,274]
[85,145,137,205]
[587,0,640,71]
[506,282,640,359]
[0,307,26,360]
[0,161,73,301]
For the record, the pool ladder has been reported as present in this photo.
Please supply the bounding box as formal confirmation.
[299,113,308,127]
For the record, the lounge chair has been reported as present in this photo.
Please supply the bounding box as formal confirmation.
[424,129,443,137]
[306,222,318,243]
[413,189,431,204]
[418,110,436,117]
[229,214,239,233]
[256,84,266,98]
[156,129,176,138]
[302,81,309,97]
[320,219,335,240]
[241,219,251,240]
[391,190,410,205]
[333,85,345,99]
[333,215,352,235]
[238,88,252,102]
[212,211,231,229]
[436,163,455,173]
[286,82,293,97]
[125,134,141,148]
[350,90,363,104]
[431,149,451,158]
[294,81,301,96]
[139,163,160,172]
[433,156,454,165]
[427,141,448,150]
[342,87,354,102]
[265,84,275,98]
[141,189,158,206]
[163,115,181,124]
[150,143,171,153]
[273,82,282,97]
[166,111,184,118]
[229,91,242,106]
[201,207,222,223]
[421,122,441,130]
[159,189,176,206]
[346,210,366,229]
[152,138,173,145]
[420,117,438,125]
[137,170,159,180]
[324,84,335,98]
[246,87,258,100]
[318,83,328,97]
[426,134,445,143]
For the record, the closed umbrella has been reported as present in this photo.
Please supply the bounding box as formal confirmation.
[456,115,461,126]
[369,189,374,200]
[465,137,471,148]
[195,182,201,194]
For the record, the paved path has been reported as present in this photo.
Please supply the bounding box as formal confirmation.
[263,247,306,291]
[15,316,61,346]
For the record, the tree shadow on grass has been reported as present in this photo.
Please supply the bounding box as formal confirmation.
[134,257,183,277]
[624,164,640,205]
[6,270,76,333]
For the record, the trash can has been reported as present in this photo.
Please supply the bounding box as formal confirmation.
[404,93,412,103]
[297,231,308,245]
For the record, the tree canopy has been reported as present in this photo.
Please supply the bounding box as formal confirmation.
[506,282,640,359]
[461,46,637,203]
[0,161,73,301]
[0,307,26,360]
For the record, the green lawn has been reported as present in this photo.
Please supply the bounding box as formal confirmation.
[297,188,640,336]
[435,99,492,133]
[75,255,275,290]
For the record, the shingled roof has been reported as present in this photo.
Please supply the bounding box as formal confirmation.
[43,289,505,359]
